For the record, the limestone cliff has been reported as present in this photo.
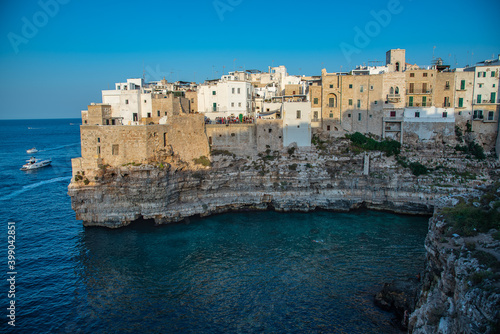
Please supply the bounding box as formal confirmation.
[409,188,500,334]
[68,137,497,228]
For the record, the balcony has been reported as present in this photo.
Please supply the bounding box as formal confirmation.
[443,102,451,108]
[473,99,500,104]
[406,89,432,94]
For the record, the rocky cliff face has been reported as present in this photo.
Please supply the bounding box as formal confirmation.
[409,190,500,334]
[68,137,496,228]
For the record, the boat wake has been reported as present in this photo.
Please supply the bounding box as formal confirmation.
[40,143,79,152]
[0,176,71,201]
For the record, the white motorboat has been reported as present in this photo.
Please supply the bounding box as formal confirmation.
[26,147,38,154]
[20,157,52,171]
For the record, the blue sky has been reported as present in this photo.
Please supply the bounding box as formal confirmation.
[0,0,499,119]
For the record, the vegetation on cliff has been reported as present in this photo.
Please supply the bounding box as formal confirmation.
[442,182,500,237]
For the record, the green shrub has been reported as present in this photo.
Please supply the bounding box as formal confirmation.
[289,163,298,171]
[347,132,400,156]
[442,203,500,236]
[193,156,211,167]
[287,147,296,155]
[409,162,429,176]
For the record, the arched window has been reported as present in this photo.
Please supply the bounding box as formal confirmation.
[395,87,399,94]
[390,87,394,95]
[395,62,400,72]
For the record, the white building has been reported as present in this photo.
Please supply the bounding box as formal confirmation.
[197,79,253,119]
[282,100,311,147]
[102,78,153,125]
[403,106,455,123]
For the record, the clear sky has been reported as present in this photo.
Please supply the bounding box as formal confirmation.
[0,0,499,119]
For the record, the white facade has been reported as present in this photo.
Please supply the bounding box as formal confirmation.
[472,65,500,105]
[197,80,253,116]
[403,106,455,123]
[282,101,311,147]
[102,78,153,125]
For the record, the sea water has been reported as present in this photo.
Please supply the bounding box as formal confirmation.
[0,119,429,333]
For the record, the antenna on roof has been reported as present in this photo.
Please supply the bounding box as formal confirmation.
[142,60,145,82]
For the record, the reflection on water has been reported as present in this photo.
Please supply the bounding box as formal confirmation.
[71,210,427,333]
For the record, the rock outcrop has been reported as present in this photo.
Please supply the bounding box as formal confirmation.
[409,190,500,334]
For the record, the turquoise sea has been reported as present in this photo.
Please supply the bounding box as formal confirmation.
[0,119,429,333]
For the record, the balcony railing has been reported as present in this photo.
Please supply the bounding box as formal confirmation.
[473,99,500,104]
[406,89,432,94]
[443,103,451,107]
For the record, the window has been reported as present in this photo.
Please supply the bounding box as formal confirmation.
[314,98,318,105]
[473,110,483,119]
[232,88,235,94]
[231,133,235,137]
[395,62,400,72]
[374,101,378,105]
[357,100,361,108]
[423,73,428,77]
[329,113,333,118]
[348,99,353,106]
[144,100,147,103]
[97,137,100,143]
[415,111,420,118]
[444,97,450,107]
[329,98,335,108]
[478,72,481,78]
[212,91,216,95]
[165,112,167,116]
[147,112,151,118]
[409,83,414,93]
[329,84,333,88]
[238,102,242,107]
[477,94,482,103]
[488,111,494,121]
[409,96,413,107]
[390,111,396,117]
[327,125,331,131]
[445,81,450,89]
[422,96,427,107]
[231,102,234,107]
[237,88,241,94]
[460,80,465,90]
[348,113,351,118]
[390,87,394,94]
[458,98,463,108]
[358,113,361,121]
[112,144,119,155]
[360,86,364,92]
[125,99,129,104]
[349,84,353,89]
[163,133,167,147]
[157,110,160,117]
[492,71,496,77]
[370,85,374,90]
[133,113,138,122]
[296,110,301,119]
[442,112,447,118]
[269,129,272,133]
[213,103,217,111]
[410,73,415,77]
[479,84,483,88]
[483,72,486,78]
[313,111,318,119]
[97,146,101,155]
[395,87,399,94]
[491,92,496,103]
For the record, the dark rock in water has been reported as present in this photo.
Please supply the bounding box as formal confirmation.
[374,277,421,330]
